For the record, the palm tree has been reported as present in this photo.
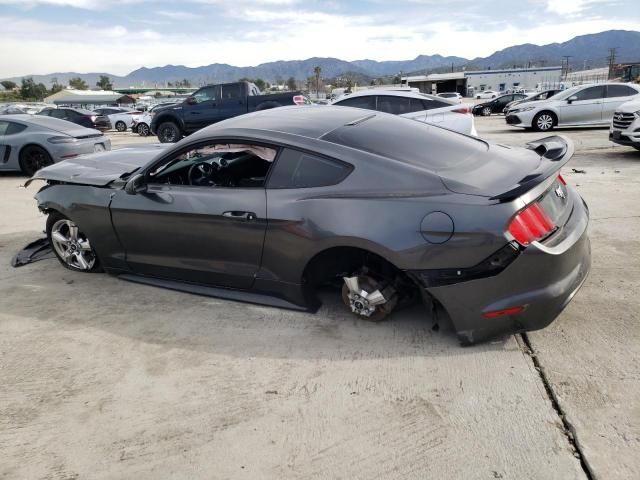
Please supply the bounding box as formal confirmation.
[313,66,322,97]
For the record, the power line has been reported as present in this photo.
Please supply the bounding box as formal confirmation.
[607,47,618,80]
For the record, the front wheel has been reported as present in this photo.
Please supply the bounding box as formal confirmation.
[19,145,53,176]
[47,213,102,272]
[157,122,182,143]
[115,121,127,132]
[532,111,556,132]
[137,123,150,136]
[482,106,492,116]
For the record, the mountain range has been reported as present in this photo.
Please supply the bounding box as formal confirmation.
[4,30,639,88]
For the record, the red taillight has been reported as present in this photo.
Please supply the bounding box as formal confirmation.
[452,106,471,114]
[558,174,566,185]
[293,95,306,105]
[508,203,555,246]
[482,306,526,319]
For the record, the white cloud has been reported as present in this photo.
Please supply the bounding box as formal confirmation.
[544,0,617,15]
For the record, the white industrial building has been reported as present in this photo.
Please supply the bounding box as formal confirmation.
[403,66,563,96]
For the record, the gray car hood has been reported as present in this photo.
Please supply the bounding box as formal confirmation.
[25,144,169,187]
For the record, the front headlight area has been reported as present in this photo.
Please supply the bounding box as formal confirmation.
[511,105,537,114]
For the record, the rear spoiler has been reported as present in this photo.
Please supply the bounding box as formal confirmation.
[490,135,574,201]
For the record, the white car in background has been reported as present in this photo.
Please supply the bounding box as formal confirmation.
[94,107,144,132]
[476,90,499,99]
[437,92,463,103]
[331,89,477,136]
[132,102,182,136]
[505,82,640,131]
[609,98,640,150]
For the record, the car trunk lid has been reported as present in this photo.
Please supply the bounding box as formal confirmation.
[438,135,574,201]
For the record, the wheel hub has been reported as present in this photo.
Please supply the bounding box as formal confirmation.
[343,275,387,318]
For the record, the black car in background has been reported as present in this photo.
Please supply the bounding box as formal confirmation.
[473,94,528,116]
[37,107,111,131]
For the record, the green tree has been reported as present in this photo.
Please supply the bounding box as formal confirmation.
[253,78,266,91]
[1,80,17,90]
[313,65,322,96]
[50,77,64,94]
[68,77,88,90]
[181,78,191,88]
[20,77,48,100]
[286,76,296,91]
[96,75,113,90]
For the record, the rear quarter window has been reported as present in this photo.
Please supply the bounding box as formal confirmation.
[334,96,376,110]
[6,122,27,135]
[268,148,352,188]
[606,85,639,98]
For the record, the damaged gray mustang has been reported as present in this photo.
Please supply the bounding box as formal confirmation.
[27,106,591,344]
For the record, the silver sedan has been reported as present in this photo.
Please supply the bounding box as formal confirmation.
[0,114,111,175]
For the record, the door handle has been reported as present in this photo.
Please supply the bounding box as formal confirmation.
[222,211,256,221]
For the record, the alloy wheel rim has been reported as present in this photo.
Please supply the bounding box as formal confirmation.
[161,126,175,142]
[116,122,126,132]
[27,150,47,172]
[51,219,96,271]
[537,114,553,130]
[139,124,149,136]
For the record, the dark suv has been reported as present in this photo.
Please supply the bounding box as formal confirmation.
[37,108,111,131]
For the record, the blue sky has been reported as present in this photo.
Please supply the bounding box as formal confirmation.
[1,0,639,77]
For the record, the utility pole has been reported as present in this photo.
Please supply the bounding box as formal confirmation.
[607,47,618,80]
[561,56,573,80]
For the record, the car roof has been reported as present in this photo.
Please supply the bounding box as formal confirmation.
[189,105,374,141]
[2,113,89,132]
[334,89,448,103]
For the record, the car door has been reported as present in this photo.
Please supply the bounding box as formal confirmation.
[219,83,247,120]
[602,84,640,121]
[183,86,221,131]
[109,140,270,289]
[491,95,512,113]
[0,121,8,170]
[558,85,605,125]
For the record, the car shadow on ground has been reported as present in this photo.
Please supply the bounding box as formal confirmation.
[1,232,514,361]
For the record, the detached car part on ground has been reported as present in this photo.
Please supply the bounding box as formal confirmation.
[0,114,111,175]
[609,99,640,150]
[27,106,591,345]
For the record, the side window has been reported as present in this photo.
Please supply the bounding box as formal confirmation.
[377,96,422,115]
[148,142,277,188]
[193,86,218,104]
[574,86,606,101]
[421,99,450,110]
[5,122,27,135]
[334,96,376,110]
[606,85,638,98]
[221,84,243,103]
[50,109,66,119]
[268,149,352,189]
[0,121,9,136]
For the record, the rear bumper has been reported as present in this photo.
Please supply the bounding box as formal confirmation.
[416,190,591,345]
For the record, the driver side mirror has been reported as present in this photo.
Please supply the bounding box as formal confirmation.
[567,95,578,104]
[185,96,197,105]
[124,173,147,195]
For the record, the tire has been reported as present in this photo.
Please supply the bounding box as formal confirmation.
[19,145,53,176]
[137,123,150,136]
[532,111,556,132]
[482,106,492,116]
[255,101,282,111]
[46,212,102,273]
[157,121,182,143]
[115,121,127,132]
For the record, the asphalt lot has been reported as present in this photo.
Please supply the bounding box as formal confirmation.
[1,116,639,479]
